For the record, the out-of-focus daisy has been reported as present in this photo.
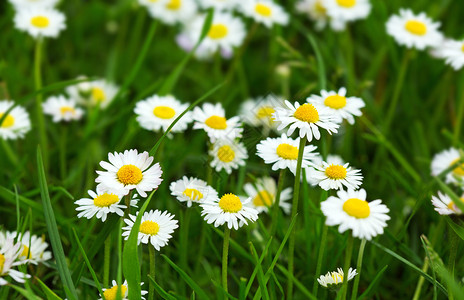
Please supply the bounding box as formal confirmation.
[0,100,31,140]
[307,87,365,124]
[273,100,339,142]
[147,0,197,25]
[321,188,390,240]
[431,191,464,215]
[134,94,192,133]
[324,0,371,24]
[200,193,259,229]
[7,231,52,264]
[241,0,289,28]
[42,95,84,122]
[96,149,163,198]
[8,0,59,9]
[209,139,248,174]
[243,177,292,214]
[192,102,243,142]
[122,210,178,251]
[295,0,332,31]
[0,238,30,286]
[14,7,66,38]
[386,9,442,50]
[431,148,464,185]
[317,267,357,288]
[138,0,167,8]
[239,95,283,131]
[170,176,218,207]
[439,39,464,70]
[197,0,237,10]
[311,160,363,191]
[256,134,319,175]
[66,79,118,109]
[99,280,148,300]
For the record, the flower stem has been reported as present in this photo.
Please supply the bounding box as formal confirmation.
[149,245,156,300]
[103,236,111,287]
[286,137,306,300]
[453,72,464,145]
[34,38,48,170]
[447,227,459,300]
[270,169,286,236]
[59,126,67,180]
[222,226,231,293]
[350,239,366,300]
[312,225,328,297]
[340,234,354,300]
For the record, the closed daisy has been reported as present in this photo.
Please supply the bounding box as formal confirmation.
[96,149,163,197]
[431,191,464,215]
[243,177,292,214]
[431,147,464,185]
[324,0,371,24]
[317,267,357,288]
[148,0,197,25]
[42,95,84,122]
[200,193,259,229]
[273,100,339,142]
[209,139,248,174]
[439,39,464,70]
[386,9,442,50]
[321,189,390,240]
[66,79,118,109]
[256,133,319,175]
[134,94,192,133]
[170,176,218,207]
[0,100,31,140]
[241,0,289,28]
[311,160,363,190]
[122,210,179,251]
[307,87,365,124]
[99,280,148,300]
[0,238,30,286]
[14,7,66,38]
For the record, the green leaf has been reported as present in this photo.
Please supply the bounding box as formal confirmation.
[8,284,41,300]
[446,218,464,241]
[357,265,388,300]
[275,264,318,300]
[147,275,178,300]
[36,277,63,300]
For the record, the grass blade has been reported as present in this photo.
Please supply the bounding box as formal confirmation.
[36,277,63,300]
[275,264,317,300]
[147,275,178,300]
[357,265,388,300]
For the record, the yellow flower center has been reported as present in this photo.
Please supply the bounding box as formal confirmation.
[0,113,15,128]
[140,220,160,236]
[31,16,49,28]
[205,115,227,129]
[166,0,181,10]
[315,1,327,13]
[183,188,203,201]
[343,198,370,218]
[324,95,347,109]
[217,145,235,163]
[325,164,347,180]
[0,253,5,274]
[92,87,106,102]
[60,106,76,115]
[20,245,31,259]
[256,106,275,119]
[153,106,176,119]
[336,0,356,7]
[253,190,273,207]
[117,165,143,185]
[276,143,299,160]
[293,103,319,123]
[447,198,464,211]
[331,273,343,284]
[94,193,120,207]
[450,158,464,176]
[461,43,464,53]
[405,20,427,36]
[208,24,228,39]
[255,3,272,17]
[103,285,128,300]
[219,193,242,213]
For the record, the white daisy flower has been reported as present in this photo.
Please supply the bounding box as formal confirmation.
[0,238,30,286]
[170,176,218,207]
[305,154,341,186]
[243,177,292,214]
[8,0,59,9]
[200,193,259,230]
[386,9,442,50]
[66,79,118,109]
[99,280,148,300]
[192,102,243,142]
[431,147,464,185]
[439,39,464,70]
[324,0,371,24]
[0,100,31,140]
[122,210,179,251]
[42,95,84,123]
[134,94,192,133]
[256,133,319,175]
[431,191,464,215]
[96,149,163,198]
[209,139,248,174]
[295,0,331,31]
[14,7,66,39]
[197,0,237,11]
[321,188,390,240]
[175,31,233,60]
[273,100,339,142]
[239,95,284,131]
[138,0,168,8]
[147,0,197,25]
[311,161,363,191]
[4,231,52,264]
[241,0,289,28]
[307,87,365,124]
[317,267,357,288]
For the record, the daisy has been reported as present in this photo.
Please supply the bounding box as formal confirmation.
[321,188,390,240]
[200,193,259,230]
[311,160,363,190]
[134,94,192,133]
[431,148,464,185]
[307,87,365,124]
[0,100,31,140]
[99,280,148,300]
[324,0,371,23]
[66,79,118,109]
[295,0,331,31]
[305,154,340,186]
[96,149,163,198]
[431,191,464,215]
[241,0,289,28]
[197,0,237,11]
[192,102,243,142]
[256,133,319,175]
[386,9,442,50]
[14,7,66,38]
[147,0,197,25]
[0,238,30,286]
[42,95,84,122]
[317,267,357,288]
[10,231,52,264]
[175,32,233,60]
[439,39,464,70]
[273,100,339,142]
[243,177,292,214]
[138,0,167,8]
[209,139,248,174]
[239,95,284,131]
[170,176,218,207]
[122,210,179,251]
[8,0,59,9]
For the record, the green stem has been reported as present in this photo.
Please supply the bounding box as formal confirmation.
[453,72,464,145]
[124,193,132,217]
[179,208,191,296]
[149,245,156,300]
[351,239,366,300]
[59,126,67,180]
[340,235,354,300]
[222,226,231,293]
[103,236,111,288]
[286,137,306,300]
[2,140,19,166]
[270,169,286,236]
[447,228,459,300]
[312,225,328,297]
[34,38,48,170]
